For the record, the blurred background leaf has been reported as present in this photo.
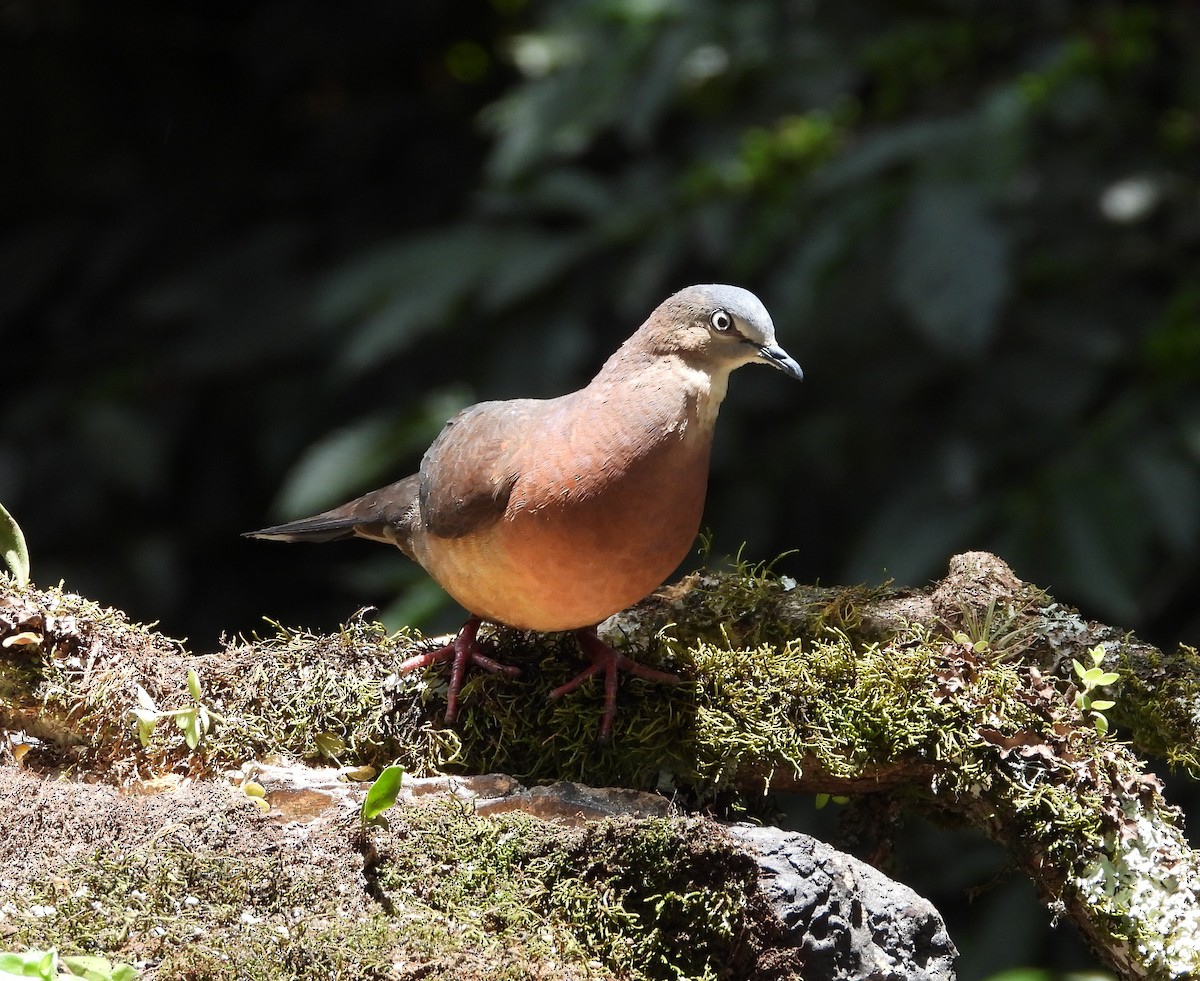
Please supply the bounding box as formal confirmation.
[892,181,1009,357]
[978,972,1115,981]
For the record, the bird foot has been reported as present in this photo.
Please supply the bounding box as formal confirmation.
[549,627,680,742]
[398,616,520,722]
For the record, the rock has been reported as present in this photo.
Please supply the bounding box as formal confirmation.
[214,766,958,978]
[439,779,959,979]
[729,824,958,981]
[474,779,672,823]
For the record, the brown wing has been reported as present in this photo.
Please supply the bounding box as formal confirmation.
[247,398,547,549]
[417,398,541,539]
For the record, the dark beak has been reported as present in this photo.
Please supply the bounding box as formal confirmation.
[758,344,804,381]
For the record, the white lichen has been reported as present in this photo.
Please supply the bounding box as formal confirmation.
[1075,800,1200,978]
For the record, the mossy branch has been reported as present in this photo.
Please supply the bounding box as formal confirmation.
[1,552,1198,979]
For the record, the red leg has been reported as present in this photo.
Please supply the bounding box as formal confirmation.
[548,627,680,741]
[398,617,519,722]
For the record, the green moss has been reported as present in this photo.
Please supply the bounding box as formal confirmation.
[658,551,892,647]
[2,584,455,775]
[7,839,398,981]
[4,797,764,981]
[426,600,1133,914]
[370,802,758,981]
[1112,641,1200,774]
[215,618,437,767]
[446,618,989,793]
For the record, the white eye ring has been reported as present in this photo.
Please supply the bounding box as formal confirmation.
[710,309,733,332]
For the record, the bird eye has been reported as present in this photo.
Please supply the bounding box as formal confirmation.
[710,309,733,332]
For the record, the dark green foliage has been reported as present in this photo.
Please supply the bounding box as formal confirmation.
[5,2,1198,651]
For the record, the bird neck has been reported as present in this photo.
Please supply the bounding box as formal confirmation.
[590,344,730,437]
[673,354,730,432]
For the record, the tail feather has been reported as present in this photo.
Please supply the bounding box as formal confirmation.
[243,515,360,543]
[244,474,421,548]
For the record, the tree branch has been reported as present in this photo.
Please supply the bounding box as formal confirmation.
[1,551,1197,978]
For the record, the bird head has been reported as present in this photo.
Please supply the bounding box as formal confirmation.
[648,284,803,382]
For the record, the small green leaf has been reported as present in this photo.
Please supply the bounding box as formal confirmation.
[1093,713,1110,737]
[174,708,200,749]
[0,946,59,979]
[62,953,128,980]
[344,765,376,782]
[187,668,202,702]
[361,765,405,825]
[314,731,346,759]
[0,501,30,587]
[242,782,270,813]
[132,708,159,747]
[1072,658,1086,679]
[61,953,141,980]
[1095,672,1120,686]
[135,686,157,712]
[1089,699,1115,711]
[0,948,43,976]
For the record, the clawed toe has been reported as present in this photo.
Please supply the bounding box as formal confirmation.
[399,620,677,737]
[398,616,519,722]
[549,627,680,741]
